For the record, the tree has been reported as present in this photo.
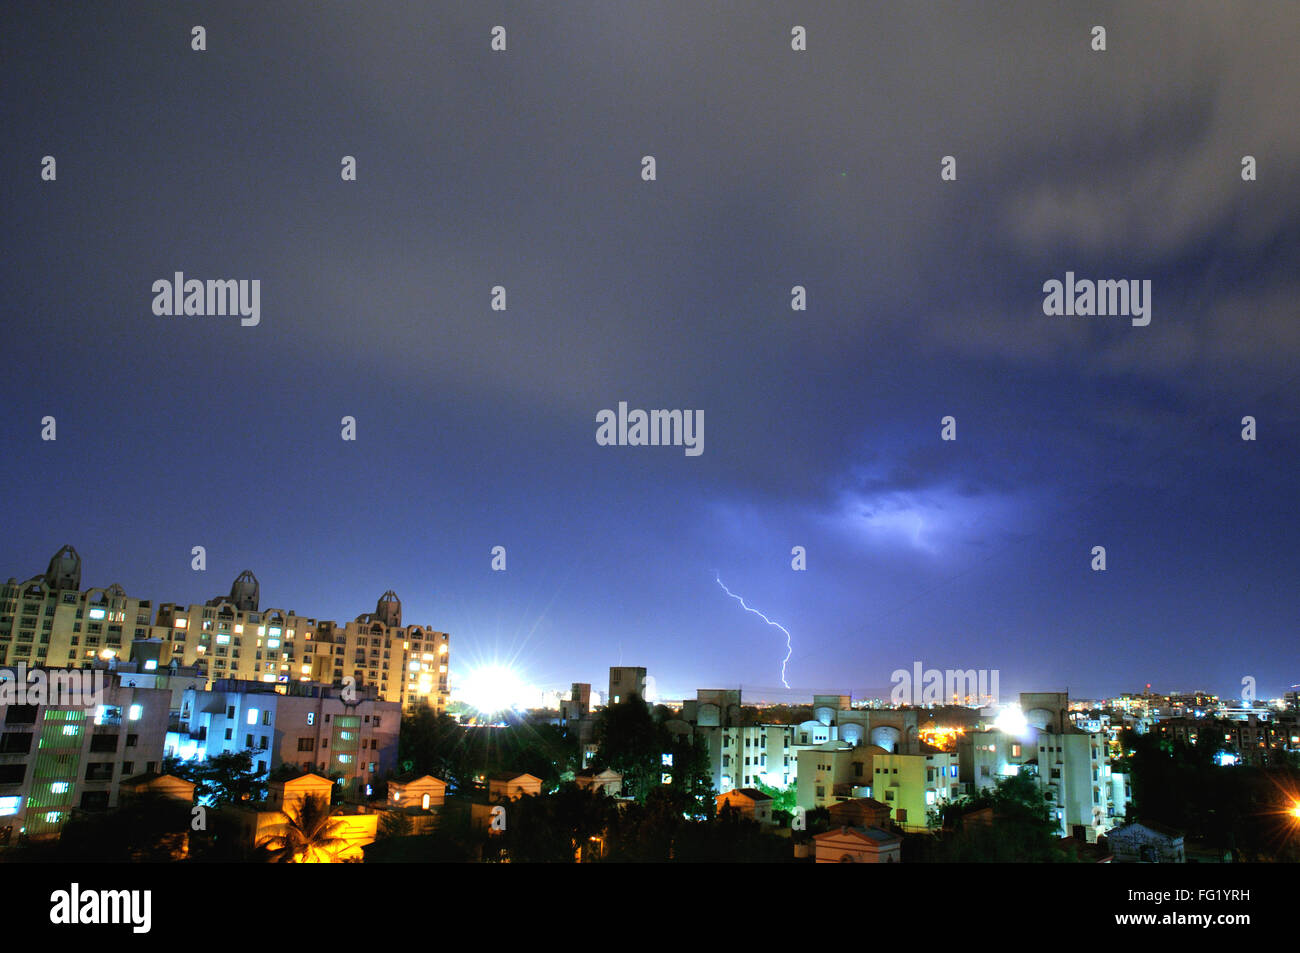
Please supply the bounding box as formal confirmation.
[399,709,465,784]
[921,773,1070,862]
[1122,729,1300,861]
[497,784,616,862]
[666,733,716,817]
[399,711,577,794]
[755,779,798,815]
[377,811,413,840]
[166,750,268,806]
[39,795,195,863]
[257,795,348,863]
[592,695,663,800]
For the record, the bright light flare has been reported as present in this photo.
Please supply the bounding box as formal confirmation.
[994,705,1029,738]
[457,665,531,715]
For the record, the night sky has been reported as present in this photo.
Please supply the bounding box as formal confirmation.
[3,2,1297,703]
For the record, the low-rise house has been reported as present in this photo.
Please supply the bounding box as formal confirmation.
[470,772,544,833]
[228,772,378,862]
[574,768,622,797]
[1108,821,1185,863]
[388,773,447,812]
[115,771,196,860]
[828,796,890,830]
[717,788,775,824]
[118,771,195,804]
[488,772,542,801]
[814,825,902,863]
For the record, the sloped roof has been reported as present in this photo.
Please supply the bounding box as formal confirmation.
[390,771,447,786]
[725,788,773,802]
[814,825,902,846]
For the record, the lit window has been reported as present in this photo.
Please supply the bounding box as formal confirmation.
[88,608,106,620]
[44,811,63,823]
[174,618,188,629]
[247,708,259,725]
[50,782,68,794]
[129,704,142,721]
[307,713,315,725]
[269,627,281,637]
[216,634,230,645]
[267,639,279,649]
[61,725,79,736]
[144,660,157,671]
[0,796,21,816]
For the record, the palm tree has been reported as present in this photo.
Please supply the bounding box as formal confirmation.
[257,794,349,863]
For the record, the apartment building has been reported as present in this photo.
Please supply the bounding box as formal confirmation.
[959,729,1034,793]
[157,583,449,715]
[608,666,647,705]
[1036,730,1123,839]
[315,591,450,714]
[165,678,400,799]
[796,741,874,811]
[870,750,961,831]
[666,689,797,793]
[0,668,170,838]
[0,546,155,669]
[710,723,796,793]
[956,693,1129,840]
[3,549,450,714]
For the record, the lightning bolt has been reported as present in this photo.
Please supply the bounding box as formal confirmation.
[715,573,793,689]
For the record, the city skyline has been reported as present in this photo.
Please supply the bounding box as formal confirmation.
[0,543,1288,705]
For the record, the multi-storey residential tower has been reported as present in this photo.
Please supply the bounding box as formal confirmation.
[0,668,170,838]
[3,549,450,714]
[0,546,155,669]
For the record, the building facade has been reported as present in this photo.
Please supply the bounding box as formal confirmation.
[165,678,400,798]
[0,668,170,838]
[3,549,450,714]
